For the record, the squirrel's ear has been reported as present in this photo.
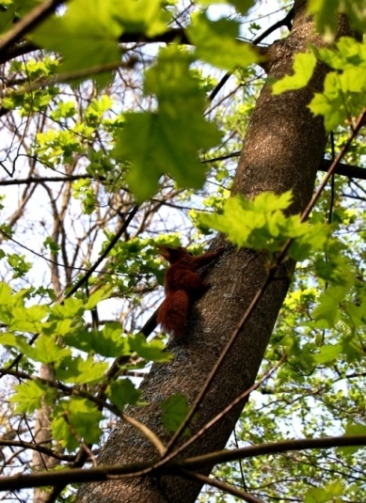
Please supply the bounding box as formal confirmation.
[157,245,171,261]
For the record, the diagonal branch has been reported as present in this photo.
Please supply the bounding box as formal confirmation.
[160,355,287,462]
[0,0,68,54]
[65,204,139,298]
[208,6,295,101]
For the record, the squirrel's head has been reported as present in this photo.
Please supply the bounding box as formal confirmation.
[158,245,193,264]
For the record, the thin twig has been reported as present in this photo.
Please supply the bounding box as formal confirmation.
[182,435,366,470]
[181,469,266,503]
[301,111,366,223]
[0,440,75,462]
[0,174,98,185]
[65,204,139,298]
[122,414,166,456]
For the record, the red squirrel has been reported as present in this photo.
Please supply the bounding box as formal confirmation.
[157,245,224,337]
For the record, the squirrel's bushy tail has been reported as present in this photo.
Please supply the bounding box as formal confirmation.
[157,290,190,337]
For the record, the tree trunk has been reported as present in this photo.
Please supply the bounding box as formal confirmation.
[76,2,353,501]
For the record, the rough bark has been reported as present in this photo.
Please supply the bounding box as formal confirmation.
[76,2,353,502]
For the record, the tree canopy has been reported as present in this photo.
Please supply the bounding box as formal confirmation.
[0,1,366,502]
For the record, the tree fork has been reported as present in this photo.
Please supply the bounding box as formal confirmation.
[76,2,355,502]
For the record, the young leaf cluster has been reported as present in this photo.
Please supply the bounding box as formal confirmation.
[0,283,171,452]
[273,37,366,131]
[199,191,330,261]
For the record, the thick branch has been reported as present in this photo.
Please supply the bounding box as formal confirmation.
[0,435,365,492]
[0,28,189,64]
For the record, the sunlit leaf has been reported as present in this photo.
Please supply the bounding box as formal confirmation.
[188,13,260,70]
[128,332,171,362]
[272,53,317,94]
[114,46,222,200]
[30,0,122,85]
[51,397,103,452]
[10,380,55,413]
[55,356,108,384]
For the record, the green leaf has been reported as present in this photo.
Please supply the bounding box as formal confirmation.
[16,0,43,17]
[93,323,131,357]
[317,37,366,71]
[7,253,32,278]
[55,356,108,384]
[49,297,84,319]
[0,332,29,352]
[344,301,364,329]
[308,38,366,129]
[108,378,142,411]
[0,5,16,34]
[114,46,222,200]
[116,112,219,201]
[29,335,71,364]
[312,284,352,328]
[161,393,190,433]
[63,323,130,358]
[288,222,329,261]
[188,13,259,71]
[272,52,317,94]
[43,319,73,339]
[305,479,345,503]
[51,397,103,452]
[200,191,333,261]
[308,40,366,130]
[307,0,366,38]
[199,192,293,250]
[43,236,60,254]
[9,304,48,332]
[0,281,12,304]
[84,95,113,123]
[307,0,341,40]
[128,332,171,362]
[308,72,345,130]
[50,100,77,121]
[311,343,342,364]
[84,285,113,310]
[111,0,167,36]
[30,0,122,86]
[10,380,54,413]
[314,244,353,285]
